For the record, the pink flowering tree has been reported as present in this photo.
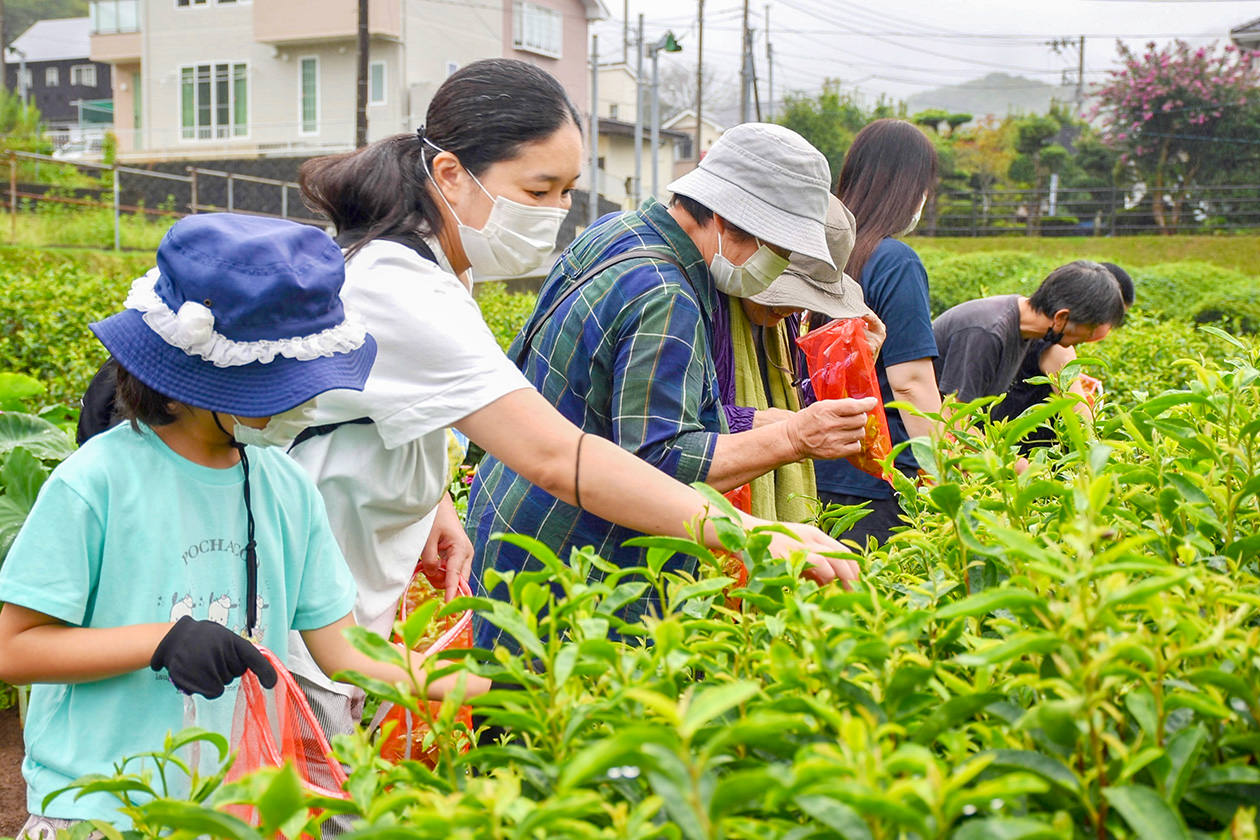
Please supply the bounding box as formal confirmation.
[1092,40,1260,232]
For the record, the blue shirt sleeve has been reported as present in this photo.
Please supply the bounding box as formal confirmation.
[610,286,720,483]
[863,243,938,367]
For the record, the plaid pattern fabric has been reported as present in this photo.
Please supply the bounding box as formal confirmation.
[467,200,727,647]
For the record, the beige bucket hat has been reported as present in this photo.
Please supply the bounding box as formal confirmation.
[748,194,871,319]
[666,122,834,266]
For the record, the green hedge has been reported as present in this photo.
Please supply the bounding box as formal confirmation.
[0,247,148,406]
[920,251,1260,334]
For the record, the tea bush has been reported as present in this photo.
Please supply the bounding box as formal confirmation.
[60,332,1260,838]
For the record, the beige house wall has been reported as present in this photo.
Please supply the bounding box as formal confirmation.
[597,64,638,122]
[96,0,600,159]
[597,131,677,209]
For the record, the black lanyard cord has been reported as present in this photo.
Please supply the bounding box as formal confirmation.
[212,413,259,639]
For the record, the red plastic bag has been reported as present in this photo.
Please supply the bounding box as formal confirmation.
[375,573,474,765]
[226,646,349,825]
[796,318,893,483]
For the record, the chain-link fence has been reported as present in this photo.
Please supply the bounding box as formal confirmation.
[924,183,1260,237]
[1,150,324,251]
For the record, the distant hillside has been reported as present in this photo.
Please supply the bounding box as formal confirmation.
[3,0,87,46]
[907,72,1075,118]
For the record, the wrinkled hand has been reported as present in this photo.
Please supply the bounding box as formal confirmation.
[757,518,861,588]
[151,617,276,698]
[420,492,474,601]
[786,396,878,460]
[861,312,887,359]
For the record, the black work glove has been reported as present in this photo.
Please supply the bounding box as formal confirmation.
[151,616,277,698]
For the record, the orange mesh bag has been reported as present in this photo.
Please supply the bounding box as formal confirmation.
[226,646,349,825]
[375,574,474,765]
[796,318,893,483]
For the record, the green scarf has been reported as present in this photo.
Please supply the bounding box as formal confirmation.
[728,298,817,523]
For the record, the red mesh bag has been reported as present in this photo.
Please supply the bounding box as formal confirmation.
[796,318,893,483]
[226,646,349,825]
[376,573,474,765]
[719,486,751,608]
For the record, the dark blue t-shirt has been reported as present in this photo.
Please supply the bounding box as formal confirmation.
[814,238,938,500]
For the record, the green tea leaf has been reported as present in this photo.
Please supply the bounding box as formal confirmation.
[793,794,873,839]
[934,588,1045,621]
[681,680,760,738]
[1102,785,1191,840]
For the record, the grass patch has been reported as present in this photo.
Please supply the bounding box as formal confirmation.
[918,234,1260,275]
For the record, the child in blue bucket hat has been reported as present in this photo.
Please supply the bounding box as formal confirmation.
[0,213,484,833]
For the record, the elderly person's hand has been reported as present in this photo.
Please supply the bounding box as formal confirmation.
[785,396,877,461]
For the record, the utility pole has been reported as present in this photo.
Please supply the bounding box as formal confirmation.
[695,0,704,164]
[0,0,6,96]
[1076,35,1085,106]
[355,0,368,147]
[765,4,773,121]
[590,34,600,225]
[739,0,750,123]
[633,14,644,205]
[623,0,628,64]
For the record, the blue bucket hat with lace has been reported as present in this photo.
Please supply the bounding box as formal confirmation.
[91,213,377,417]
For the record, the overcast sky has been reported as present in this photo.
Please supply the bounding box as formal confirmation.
[591,0,1260,110]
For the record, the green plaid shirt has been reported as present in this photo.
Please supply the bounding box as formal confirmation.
[466,200,727,645]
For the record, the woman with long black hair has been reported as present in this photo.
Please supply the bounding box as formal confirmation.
[813,119,944,546]
[287,59,861,739]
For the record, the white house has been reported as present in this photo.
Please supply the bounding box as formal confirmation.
[88,0,606,159]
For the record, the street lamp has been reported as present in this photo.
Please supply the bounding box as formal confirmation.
[647,31,682,200]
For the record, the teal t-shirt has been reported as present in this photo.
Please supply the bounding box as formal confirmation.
[0,422,357,823]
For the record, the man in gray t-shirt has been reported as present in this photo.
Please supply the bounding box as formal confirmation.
[933,261,1127,404]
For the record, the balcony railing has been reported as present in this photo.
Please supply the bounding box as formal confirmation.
[90,0,140,35]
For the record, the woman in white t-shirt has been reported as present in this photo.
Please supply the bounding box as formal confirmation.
[283,59,868,735]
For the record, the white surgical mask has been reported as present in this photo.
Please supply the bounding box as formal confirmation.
[900,193,927,237]
[423,141,567,279]
[231,401,316,449]
[708,230,790,298]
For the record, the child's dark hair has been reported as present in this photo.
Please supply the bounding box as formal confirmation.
[1028,260,1126,327]
[300,58,581,259]
[112,359,177,429]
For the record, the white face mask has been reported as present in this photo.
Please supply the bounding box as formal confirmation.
[708,230,790,298]
[424,141,567,279]
[231,401,316,449]
[900,193,928,237]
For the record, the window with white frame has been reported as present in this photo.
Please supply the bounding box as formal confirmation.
[180,62,247,140]
[299,57,319,134]
[369,61,385,105]
[176,0,208,6]
[513,1,562,59]
[71,65,97,86]
[45,67,59,87]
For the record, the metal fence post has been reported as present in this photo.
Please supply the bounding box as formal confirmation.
[188,167,199,214]
[227,173,234,212]
[9,152,16,244]
[1108,185,1118,237]
[113,163,121,251]
[281,183,288,219]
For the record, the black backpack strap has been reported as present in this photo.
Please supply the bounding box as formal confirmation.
[288,416,374,451]
[512,247,688,368]
[334,229,438,264]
